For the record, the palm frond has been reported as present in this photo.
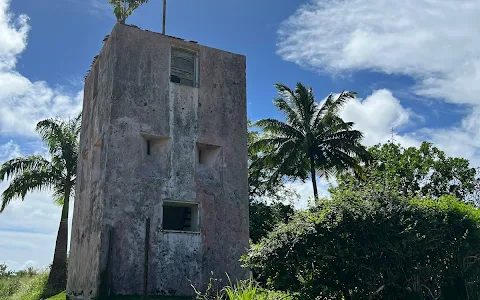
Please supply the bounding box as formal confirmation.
[273,97,304,131]
[36,117,79,177]
[274,83,307,127]
[254,119,304,139]
[0,156,53,181]
[250,137,292,154]
[1,169,59,212]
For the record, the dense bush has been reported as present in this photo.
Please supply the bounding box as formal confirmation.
[0,269,48,300]
[250,202,295,243]
[243,189,480,299]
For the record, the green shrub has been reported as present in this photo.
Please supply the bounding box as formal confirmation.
[243,190,480,299]
[17,272,48,300]
[250,202,294,243]
[0,277,21,297]
[193,275,292,300]
[0,271,48,300]
[0,263,14,278]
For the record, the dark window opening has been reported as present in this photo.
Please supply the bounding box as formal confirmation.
[171,48,197,87]
[162,202,199,232]
[198,149,203,164]
[147,140,151,155]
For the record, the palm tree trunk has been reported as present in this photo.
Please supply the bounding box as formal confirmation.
[43,185,70,297]
[309,155,319,201]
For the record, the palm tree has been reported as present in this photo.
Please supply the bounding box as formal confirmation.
[109,0,149,24]
[250,83,369,200]
[0,114,81,297]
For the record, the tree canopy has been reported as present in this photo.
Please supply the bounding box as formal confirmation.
[249,83,370,200]
[109,0,149,24]
[334,142,478,200]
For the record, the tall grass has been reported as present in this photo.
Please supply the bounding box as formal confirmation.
[0,268,48,300]
[193,275,293,300]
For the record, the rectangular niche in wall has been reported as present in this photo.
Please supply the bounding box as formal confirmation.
[196,143,222,184]
[140,133,171,178]
[162,201,200,232]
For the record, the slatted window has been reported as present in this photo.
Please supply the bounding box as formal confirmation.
[170,48,197,87]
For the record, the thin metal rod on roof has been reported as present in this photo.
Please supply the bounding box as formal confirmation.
[162,0,167,35]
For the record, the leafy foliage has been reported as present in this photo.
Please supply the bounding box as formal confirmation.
[250,83,369,200]
[243,188,480,299]
[193,275,293,300]
[250,202,295,243]
[334,142,478,200]
[109,0,149,24]
[248,121,299,202]
[0,271,48,300]
[0,263,14,278]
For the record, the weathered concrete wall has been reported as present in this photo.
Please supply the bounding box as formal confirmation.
[67,27,116,299]
[67,24,248,299]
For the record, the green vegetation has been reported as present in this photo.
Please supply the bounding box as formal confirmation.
[3,81,480,299]
[193,277,293,300]
[249,83,370,201]
[0,265,48,300]
[0,115,81,297]
[47,292,66,300]
[244,190,480,299]
[109,0,149,24]
[244,84,480,299]
[334,142,478,199]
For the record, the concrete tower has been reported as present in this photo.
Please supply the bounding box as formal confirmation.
[67,24,249,299]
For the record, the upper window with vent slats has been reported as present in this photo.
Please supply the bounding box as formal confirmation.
[170,48,197,87]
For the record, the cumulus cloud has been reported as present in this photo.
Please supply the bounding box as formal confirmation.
[0,0,80,270]
[0,0,29,71]
[0,0,82,137]
[339,89,418,146]
[278,0,480,170]
[278,0,480,106]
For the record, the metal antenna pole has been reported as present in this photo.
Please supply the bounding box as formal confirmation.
[162,0,167,35]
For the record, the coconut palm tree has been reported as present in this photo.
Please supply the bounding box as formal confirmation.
[0,114,81,297]
[109,0,149,24]
[250,83,369,200]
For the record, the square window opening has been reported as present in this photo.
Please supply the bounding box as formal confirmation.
[162,201,199,232]
[171,48,198,87]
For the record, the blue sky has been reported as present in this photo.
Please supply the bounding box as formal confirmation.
[1,0,480,270]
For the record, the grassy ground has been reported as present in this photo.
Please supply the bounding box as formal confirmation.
[1,272,291,300]
[46,294,191,299]
[47,292,66,300]
[0,272,48,300]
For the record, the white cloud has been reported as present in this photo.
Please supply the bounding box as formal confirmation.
[287,180,332,209]
[68,0,113,18]
[277,0,480,106]
[0,0,82,137]
[278,0,480,169]
[0,0,29,71]
[0,0,80,270]
[340,89,417,146]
